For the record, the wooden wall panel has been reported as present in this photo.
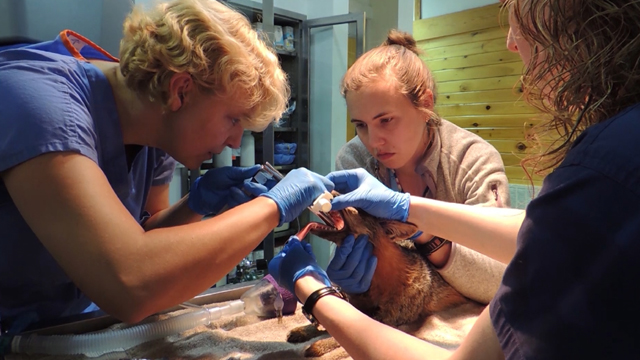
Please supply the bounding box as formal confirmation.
[422,37,509,59]
[420,27,507,50]
[414,4,542,186]
[414,3,506,40]
[436,75,523,93]
[438,89,523,106]
[427,50,522,72]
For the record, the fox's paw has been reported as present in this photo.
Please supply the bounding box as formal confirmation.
[287,324,325,343]
[304,337,341,358]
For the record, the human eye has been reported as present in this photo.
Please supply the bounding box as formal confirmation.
[380,117,393,124]
[353,121,366,129]
[230,117,240,126]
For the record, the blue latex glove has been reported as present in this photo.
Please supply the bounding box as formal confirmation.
[261,168,334,226]
[188,165,262,215]
[326,169,410,222]
[327,234,377,294]
[268,236,331,295]
[227,177,279,209]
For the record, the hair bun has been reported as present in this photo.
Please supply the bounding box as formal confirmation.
[383,29,421,55]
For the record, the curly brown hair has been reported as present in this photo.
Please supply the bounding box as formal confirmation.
[119,0,289,131]
[505,0,640,175]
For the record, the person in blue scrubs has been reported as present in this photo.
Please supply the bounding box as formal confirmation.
[268,0,640,359]
[0,0,333,333]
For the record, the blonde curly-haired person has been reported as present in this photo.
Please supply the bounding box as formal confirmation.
[0,0,333,333]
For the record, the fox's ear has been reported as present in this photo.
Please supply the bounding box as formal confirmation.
[379,220,419,240]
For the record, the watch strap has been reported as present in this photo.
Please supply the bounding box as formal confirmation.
[302,286,348,328]
[417,236,451,257]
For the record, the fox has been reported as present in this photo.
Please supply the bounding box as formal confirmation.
[287,191,470,357]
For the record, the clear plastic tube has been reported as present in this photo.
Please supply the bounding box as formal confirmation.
[10,300,245,357]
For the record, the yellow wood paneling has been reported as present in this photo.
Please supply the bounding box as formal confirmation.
[464,127,530,139]
[419,27,507,50]
[505,165,544,184]
[446,114,539,128]
[421,37,508,60]
[486,140,528,154]
[500,153,526,166]
[413,3,506,40]
[437,102,537,117]
[427,50,522,72]
[433,62,524,82]
[415,4,543,185]
[437,75,523,93]
[438,88,523,105]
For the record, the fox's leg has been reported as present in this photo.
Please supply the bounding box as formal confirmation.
[304,337,342,358]
[287,324,327,343]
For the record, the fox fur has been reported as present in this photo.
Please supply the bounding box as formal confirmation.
[287,192,468,357]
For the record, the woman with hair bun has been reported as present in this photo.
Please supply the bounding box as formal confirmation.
[270,0,640,358]
[327,30,510,305]
[0,0,333,332]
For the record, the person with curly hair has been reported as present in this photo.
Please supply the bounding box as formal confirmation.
[0,0,333,333]
[269,0,640,358]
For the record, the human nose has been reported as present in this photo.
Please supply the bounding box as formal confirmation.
[227,126,244,149]
[506,27,519,53]
[368,127,385,147]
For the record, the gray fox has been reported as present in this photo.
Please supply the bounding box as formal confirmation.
[288,191,468,357]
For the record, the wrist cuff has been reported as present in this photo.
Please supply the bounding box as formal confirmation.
[259,193,285,226]
[187,177,208,215]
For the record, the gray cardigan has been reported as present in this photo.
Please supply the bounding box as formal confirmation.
[335,119,509,304]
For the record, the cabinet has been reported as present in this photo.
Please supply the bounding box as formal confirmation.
[177,1,365,276]
[225,0,310,263]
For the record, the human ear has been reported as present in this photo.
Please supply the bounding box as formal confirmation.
[422,89,435,111]
[168,72,193,111]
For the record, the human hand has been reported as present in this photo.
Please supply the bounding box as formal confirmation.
[327,234,377,294]
[225,175,279,209]
[261,168,334,226]
[268,236,331,295]
[188,165,262,215]
[326,169,410,222]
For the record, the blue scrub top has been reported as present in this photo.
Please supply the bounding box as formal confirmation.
[0,31,176,332]
[491,103,640,359]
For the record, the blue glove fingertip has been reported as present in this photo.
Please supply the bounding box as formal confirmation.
[243,181,269,197]
[235,164,263,179]
[301,241,317,261]
[329,235,355,271]
[227,186,252,209]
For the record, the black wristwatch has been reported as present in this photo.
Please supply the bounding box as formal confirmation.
[302,286,348,329]
[417,236,451,257]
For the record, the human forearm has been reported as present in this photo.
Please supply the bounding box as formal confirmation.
[295,276,452,360]
[110,197,279,322]
[408,197,524,263]
[143,195,203,230]
[7,153,289,323]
